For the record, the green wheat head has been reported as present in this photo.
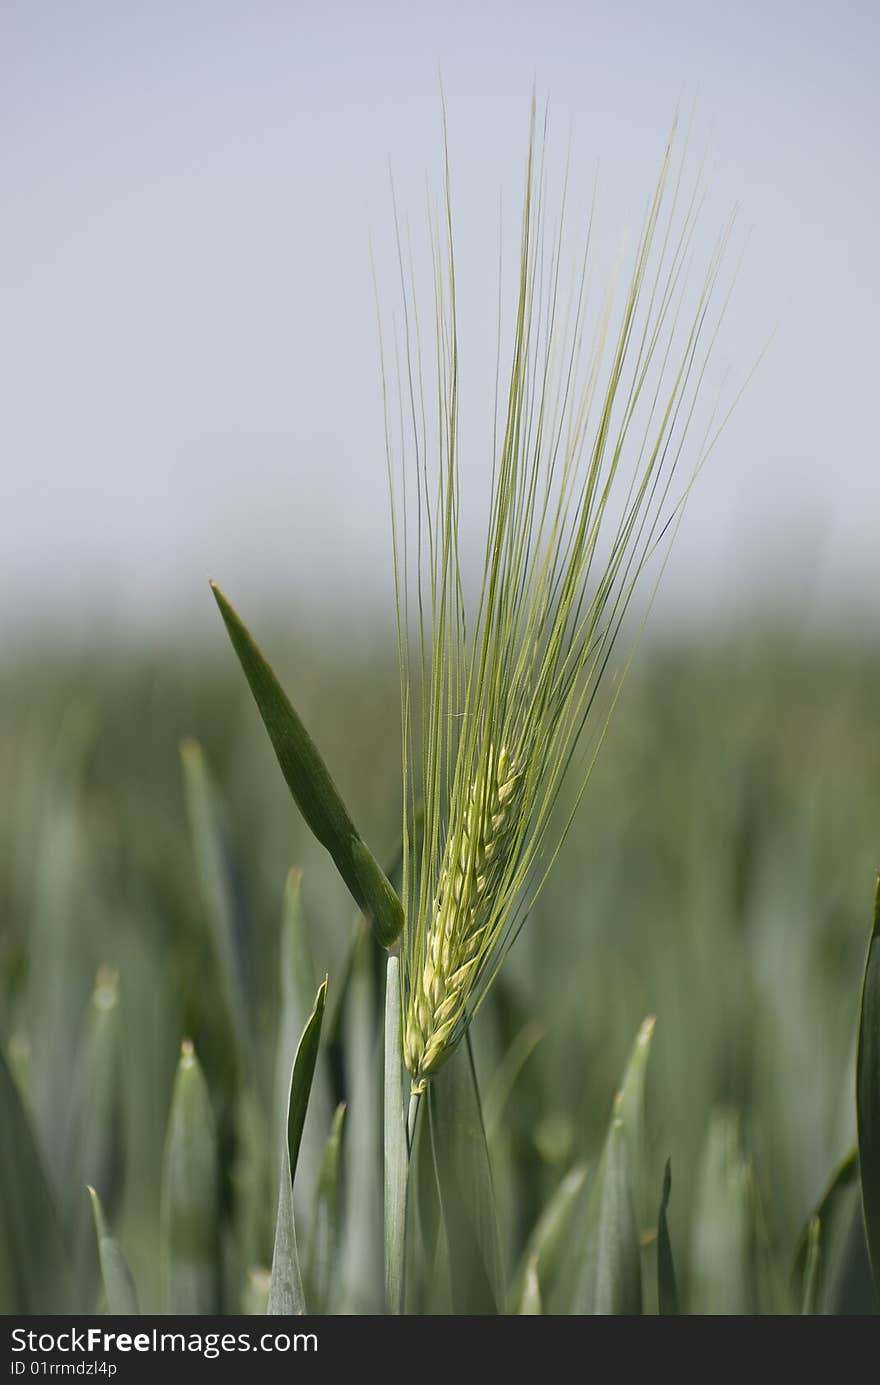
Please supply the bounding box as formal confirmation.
[379,100,736,1092]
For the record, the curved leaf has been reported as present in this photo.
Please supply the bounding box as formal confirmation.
[792,1149,874,1315]
[657,1159,679,1315]
[210,582,403,946]
[572,1117,642,1314]
[269,977,328,1315]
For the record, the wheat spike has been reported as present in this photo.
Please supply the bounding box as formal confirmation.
[404,744,521,1090]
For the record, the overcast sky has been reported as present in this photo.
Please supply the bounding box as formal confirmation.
[3,0,878,642]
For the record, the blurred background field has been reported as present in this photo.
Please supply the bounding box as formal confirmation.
[1,618,876,1311]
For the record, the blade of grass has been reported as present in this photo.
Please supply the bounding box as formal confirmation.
[268,977,328,1315]
[572,1117,642,1314]
[560,1017,653,1314]
[88,1186,140,1315]
[792,1149,875,1314]
[274,869,331,1235]
[160,1041,221,1315]
[210,581,403,947]
[857,875,880,1302]
[615,1016,655,1232]
[384,956,408,1313]
[657,1159,679,1315]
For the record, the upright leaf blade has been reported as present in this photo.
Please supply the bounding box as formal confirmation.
[274,868,331,1238]
[792,1149,875,1315]
[88,1186,140,1315]
[210,582,403,946]
[572,1117,642,1314]
[857,875,880,1301]
[657,1159,679,1316]
[550,1018,651,1314]
[615,1016,656,1232]
[160,1042,221,1315]
[384,956,408,1313]
[268,977,328,1315]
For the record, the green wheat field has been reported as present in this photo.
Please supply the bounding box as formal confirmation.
[1,622,878,1314]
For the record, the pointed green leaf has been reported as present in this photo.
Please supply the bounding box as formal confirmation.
[572,1118,642,1314]
[210,581,403,946]
[548,1019,652,1314]
[268,977,327,1315]
[793,1148,857,1289]
[384,956,408,1313]
[274,868,331,1239]
[792,1149,875,1314]
[88,1186,140,1315]
[160,1041,221,1315]
[427,1035,502,1314]
[285,977,328,1182]
[305,1103,346,1313]
[857,875,880,1301]
[181,739,251,1062]
[615,1016,655,1230]
[0,1048,72,1313]
[657,1159,679,1315]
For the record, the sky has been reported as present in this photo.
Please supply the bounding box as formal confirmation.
[3,0,878,642]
